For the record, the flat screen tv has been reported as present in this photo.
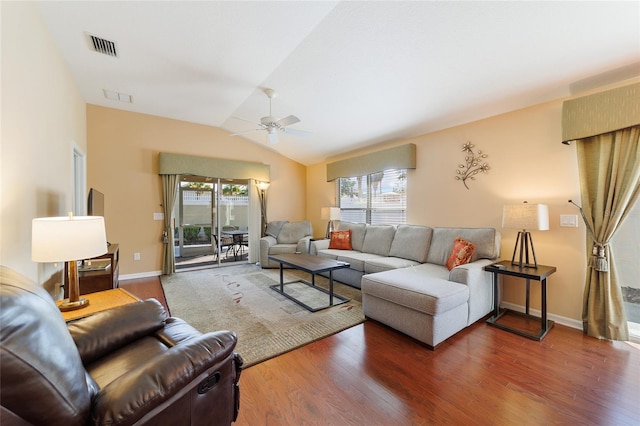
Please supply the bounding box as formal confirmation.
[87,188,105,217]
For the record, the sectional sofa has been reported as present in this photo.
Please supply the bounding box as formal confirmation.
[309,221,501,348]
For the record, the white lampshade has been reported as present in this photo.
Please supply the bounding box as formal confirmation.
[321,207,341,221]
[32,215,107,262]
[502,203,549,231]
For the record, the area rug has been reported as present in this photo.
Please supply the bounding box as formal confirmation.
[160,264,364,367]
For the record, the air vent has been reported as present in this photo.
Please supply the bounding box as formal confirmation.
[87,33,118,57]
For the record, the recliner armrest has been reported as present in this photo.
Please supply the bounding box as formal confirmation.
[92,331,238,425]
[155,317,201,347]
[69,299,167,365]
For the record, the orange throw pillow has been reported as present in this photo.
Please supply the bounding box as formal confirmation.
[329,229,352,250]
[446,237,476,270]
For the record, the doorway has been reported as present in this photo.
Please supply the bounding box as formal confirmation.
[174,176,250,269]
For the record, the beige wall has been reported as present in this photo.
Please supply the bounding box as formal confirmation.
[1,2,87,288]
[307,101,587,323]
[0,2,624,324]
[86,105,307,276]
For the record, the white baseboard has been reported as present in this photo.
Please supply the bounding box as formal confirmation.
[501,302,640,344]
[500,301,583,330]
[120,270,162,281]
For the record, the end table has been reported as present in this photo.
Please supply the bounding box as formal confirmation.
[57,288,140,322]
[484,260,556,341]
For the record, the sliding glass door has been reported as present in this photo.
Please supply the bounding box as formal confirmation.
[174,176,249,268]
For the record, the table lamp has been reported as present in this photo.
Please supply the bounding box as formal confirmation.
[502,202,549,268]
[32,213,107,311]
[321,207,341,238]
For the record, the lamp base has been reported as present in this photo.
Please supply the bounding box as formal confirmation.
[511,230,539,269]
[58,298,89,312]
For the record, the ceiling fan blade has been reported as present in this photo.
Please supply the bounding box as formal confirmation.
[276,115,300,127]
[282,127,313,137]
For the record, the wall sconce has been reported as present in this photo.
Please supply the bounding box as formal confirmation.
[321,207,341,239]
[502,202,549,268]
[256,181,270,237]
[32,214,107,311]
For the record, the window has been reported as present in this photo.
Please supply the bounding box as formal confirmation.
[337,169,407,225]
[611,197,640,338]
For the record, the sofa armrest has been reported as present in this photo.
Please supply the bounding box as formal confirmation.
[448,259,493,285]
[68,299,167,365]
[296,236,312,253]
[449,259,495,324]
[260,235,277,248]
[260,236,278,266]
[309,238,329,254]
[92,331,238,425]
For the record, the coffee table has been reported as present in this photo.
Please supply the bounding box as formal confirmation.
[268,253,350,312]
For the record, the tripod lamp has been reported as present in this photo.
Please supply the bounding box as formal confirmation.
[502,202,549,268]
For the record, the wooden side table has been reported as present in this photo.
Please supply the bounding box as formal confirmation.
[57,288,140,322]
[484,260,557,340]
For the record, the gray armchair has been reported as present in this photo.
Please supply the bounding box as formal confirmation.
[259,220,313,268]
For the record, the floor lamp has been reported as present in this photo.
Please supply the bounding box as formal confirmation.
[502,202,549,268]
[32,214,107,311]
[256,181,270,237]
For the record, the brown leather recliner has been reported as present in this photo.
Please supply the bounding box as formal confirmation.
[0,266,242,426]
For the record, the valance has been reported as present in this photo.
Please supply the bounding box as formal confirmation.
[326,143,416,182]
[158,152,270,181]
[562,82,640,143]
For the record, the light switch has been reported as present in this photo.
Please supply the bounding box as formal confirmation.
[560,214,579,227]
[153,212,164,220]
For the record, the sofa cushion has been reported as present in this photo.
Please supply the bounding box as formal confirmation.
[337,221,367,252]
[265,221,288,238]
[268,244,298,255]
[427,227,500,266]
[335,251,386,272]
[364,256,421,274]
[388,225,433,262]
[361,268,469,316]
[329,229,352,250]
[277,221,312,244]
[446,237,476,270]
[361,225,396,256]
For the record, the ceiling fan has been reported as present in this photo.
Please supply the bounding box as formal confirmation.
[230,88,311,144]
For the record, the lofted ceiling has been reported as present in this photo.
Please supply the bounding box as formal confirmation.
[36,1,640,165]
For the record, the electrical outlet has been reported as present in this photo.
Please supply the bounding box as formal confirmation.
[134,252,141,261]
[153,212,164,220]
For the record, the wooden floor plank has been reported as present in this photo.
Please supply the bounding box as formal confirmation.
[120,277,640,425]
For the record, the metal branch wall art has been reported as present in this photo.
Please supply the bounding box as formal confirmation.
[455,141,490,190]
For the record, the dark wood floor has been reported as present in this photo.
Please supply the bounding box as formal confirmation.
[121,277,640,425]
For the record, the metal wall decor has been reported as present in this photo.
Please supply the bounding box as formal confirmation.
[455,141,490,189]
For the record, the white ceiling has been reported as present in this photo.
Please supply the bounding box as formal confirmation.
[36,1,640,165]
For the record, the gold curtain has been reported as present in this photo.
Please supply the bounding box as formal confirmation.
[577,125,640,340]
[161,174,179,275]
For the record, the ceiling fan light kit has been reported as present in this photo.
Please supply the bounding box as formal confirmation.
[230,88,311,144]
